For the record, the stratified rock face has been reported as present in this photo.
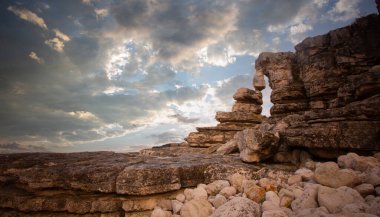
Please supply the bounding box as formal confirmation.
[0,151,296,216]
[254,14,380,153]
[185,88,265,147]
[236,128,280,163]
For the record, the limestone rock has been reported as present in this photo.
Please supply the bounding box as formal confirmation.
[216,140,238,155]
[151,208,171,217]
[180,199,212,217]
[317,186,365,213]
[354,184,375,196]
[314,162,361,188]
[229,173,247,193]
[212,197,261,217]
[262,210,289,217]
[232,102,262,114]
[294,168,314,181]
[233,88,263,104]
[287,175,302,186]
[205,180,230,196]
[291,184,319,211]
[219,186,237,198]
[171,200,183,214]
[216,111,264,123]
[209,194,227,208]
[236,128,280,163]
[243,182,266,203]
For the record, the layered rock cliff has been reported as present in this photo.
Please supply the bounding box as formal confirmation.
[257,14,380,156]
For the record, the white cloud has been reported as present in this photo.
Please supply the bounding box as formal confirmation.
[8,5,48,30]
[53,29,71,42]
[290,23,313,35]
[95,8,109,19]
[28,51,44,64]
[45,38,65,52]
[45,29,71,53]
[327,0,360,22]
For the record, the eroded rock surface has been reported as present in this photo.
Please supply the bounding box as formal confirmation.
[254,14,380,155]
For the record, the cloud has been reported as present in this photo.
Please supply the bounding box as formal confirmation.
[28,51,44,64]
[0,142,49,153]
[7,5,48,30]
[45,29,71,53]
[95,8,109,19]
[149,131,183,144]
[327,0,361,22]
[169,114,199,124]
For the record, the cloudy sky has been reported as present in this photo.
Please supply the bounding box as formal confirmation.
[0,0,376,153]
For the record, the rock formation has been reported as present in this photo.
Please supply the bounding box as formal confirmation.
[0,151,296,216]
[233,13,380,160]
[184,88,265,148]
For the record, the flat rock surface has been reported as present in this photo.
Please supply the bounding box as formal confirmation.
[0,151,295,196]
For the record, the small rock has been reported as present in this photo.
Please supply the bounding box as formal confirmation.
[341,202,369,214]
[209,194,227,208]
[365,196,380,216]
[243,181,266,203]
[291,149,301,165]
[151,207,171,217]
[171,200,183,214]
[180,199,212,217]
[354,183,375,196]
[197,183,207,189]
[216,140,238,155]
[299,150,312,165]
[192,187,208,200]
[318,185,364,213]
[259,178,277,192]
[266,191,280,206]
[229,173,247,193]
[374,152,380,161]
[176,193,185,203]
[294,207,329,217]
[291,184,318,211]
[205,180,230,196]
[304,160,316,170]
[364,172,380,186]
[219,186,237,198]
[262,201,281,212]
[262,210,288,217]
[279,188,294,208]
[376,187,380,195]
[287,175,302,186]
[157,199,172,211]
[314,162,361,188]
[273,152,292,163]
[294,168,314,181]
[184,189,194,201]
[338,153,380,173]
[365,195,376,203]
[212,197,261,217]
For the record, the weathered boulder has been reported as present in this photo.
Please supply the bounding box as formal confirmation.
[317,186,365,213]
[314,162,361,188]
[236,128,280,163]
[233,88,263,104]
[211,197,261,217]
[180,199,212,217]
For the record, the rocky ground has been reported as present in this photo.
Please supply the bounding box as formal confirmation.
[150,152,380,217]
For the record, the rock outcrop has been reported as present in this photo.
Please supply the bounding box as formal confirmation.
[251,14,380,157]
[185,88,265,148]
[0,151,296,216]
